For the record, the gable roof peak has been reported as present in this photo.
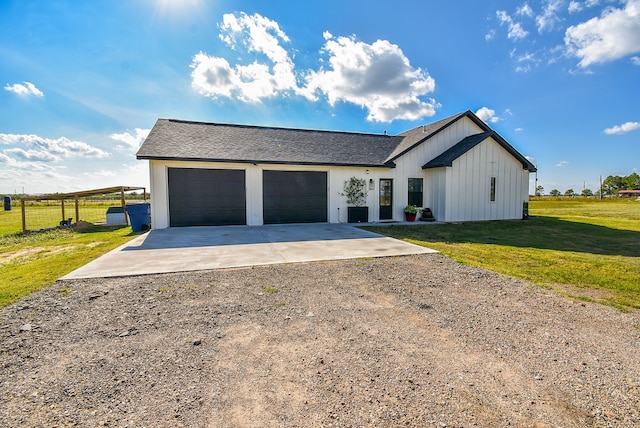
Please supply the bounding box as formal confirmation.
[422,130,536,172]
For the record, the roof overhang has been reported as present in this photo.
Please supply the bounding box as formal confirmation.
[422,131,537,172]
[137,155,396,169]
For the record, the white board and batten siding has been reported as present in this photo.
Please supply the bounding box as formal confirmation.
[424,168,447,221]
[394,116,529,222]
[394,117,484,220]
[442,137,529,222]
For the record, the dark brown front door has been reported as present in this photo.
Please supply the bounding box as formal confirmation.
[379,179,393,220]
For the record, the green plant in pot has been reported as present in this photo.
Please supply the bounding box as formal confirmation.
[404,204,419,221]
[341,177,369,223]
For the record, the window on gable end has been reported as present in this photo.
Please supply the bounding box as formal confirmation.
[490,177,496,202]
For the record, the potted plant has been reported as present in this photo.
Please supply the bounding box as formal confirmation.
[404,205,419,222]
[341,176,369,223]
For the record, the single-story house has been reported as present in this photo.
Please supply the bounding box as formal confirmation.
[136,110,536,228]
[618,190,640,198]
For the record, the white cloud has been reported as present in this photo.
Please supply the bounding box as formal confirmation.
[536,0,564,32]
[4,148,60,162]
[304,35,437,122]
[110,128,150,152]
[492,0,640,70]
[569,0,601,13]
[497,10,529,40]
[191,12,298,103]
[4,81,43,97]
[191,12,438,123]
[555,160,569,167]
[84,169,117,178]
[565,0,640,68]
[475,107,500,123]
[0,131,151,193]
[485,29,496,41]
[517,3,535,18]
[568,1,583,13]
[0,151,56,172]
[516,127,525,132]
[603,121,640,134]
[219,12,291,65]
[0,133,109,160]
[510,49,539,72]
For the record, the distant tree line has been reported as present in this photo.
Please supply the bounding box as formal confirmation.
[601,173,640,195]
[535,172,640,197]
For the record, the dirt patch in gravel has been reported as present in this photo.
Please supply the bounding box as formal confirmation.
[1,254,639,427]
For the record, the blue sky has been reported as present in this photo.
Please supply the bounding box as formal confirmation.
[1,0,638,195]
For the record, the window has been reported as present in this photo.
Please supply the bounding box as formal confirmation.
[490,177,496,202]
[408,178,423,206]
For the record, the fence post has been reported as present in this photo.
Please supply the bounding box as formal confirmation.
[120,187,129,225]
[75,195,79,224]
[21,199,26,233]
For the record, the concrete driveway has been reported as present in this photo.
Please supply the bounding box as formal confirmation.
[61,223,438,280]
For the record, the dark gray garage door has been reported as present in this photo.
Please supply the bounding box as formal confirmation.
[263,170,327,224]
[168,168,246,227]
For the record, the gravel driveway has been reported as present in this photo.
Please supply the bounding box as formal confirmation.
[1,254,639,427]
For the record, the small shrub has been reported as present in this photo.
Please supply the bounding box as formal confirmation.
[341,177,368,206]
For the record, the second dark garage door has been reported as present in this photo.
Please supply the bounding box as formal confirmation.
[263,170,327,224]
[168,168,246,227]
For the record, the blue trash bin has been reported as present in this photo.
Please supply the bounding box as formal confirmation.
[3,195,11,211]
[126,202,151,232]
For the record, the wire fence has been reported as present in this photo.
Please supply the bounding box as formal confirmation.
[1,188,147,236]
[22,199,130,232]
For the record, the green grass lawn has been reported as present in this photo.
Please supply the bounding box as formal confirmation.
[0,202,124,235]
[365,198,640,310]
[0,226,137,308]
[0,208,25,236]
[2,198,639,311]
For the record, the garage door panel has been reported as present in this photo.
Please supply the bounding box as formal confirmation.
[263,171,327,224]
[168,168,246,227]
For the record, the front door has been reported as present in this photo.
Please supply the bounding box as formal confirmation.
[379,179,393,220]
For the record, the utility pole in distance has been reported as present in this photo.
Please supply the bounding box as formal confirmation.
[599,175,603,200]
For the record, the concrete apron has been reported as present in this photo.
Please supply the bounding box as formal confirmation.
[60,223,438,280]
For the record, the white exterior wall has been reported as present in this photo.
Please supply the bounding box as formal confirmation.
[424,168,446,221]
[393,116,485,220]
[148,159,395,228]
[442,138,530,222]
[392,116,530,222]
[147,115,531,227]
[149,160,168,229]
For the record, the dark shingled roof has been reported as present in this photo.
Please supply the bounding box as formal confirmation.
[137,111,536,172]
[136,119,403,168]
[385,111,468,162]
[423,131,537,172]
